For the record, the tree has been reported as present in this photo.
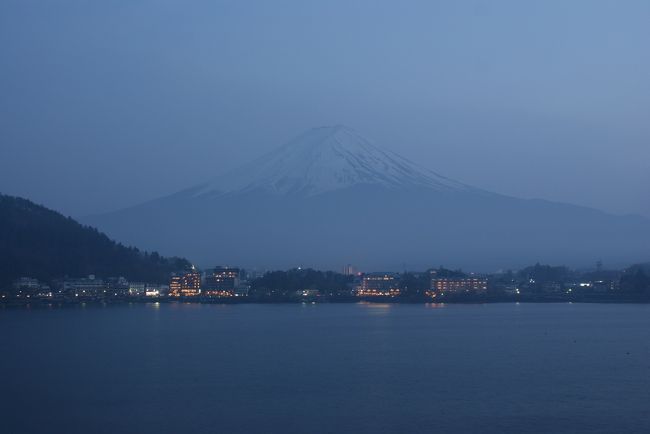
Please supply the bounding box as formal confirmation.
[620,267,650,294]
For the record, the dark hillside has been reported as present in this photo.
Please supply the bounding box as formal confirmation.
[0,194,190,287]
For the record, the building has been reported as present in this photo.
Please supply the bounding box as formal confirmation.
[591,280,617,293]
[204,266,240,297]
[169,269,202,297]
[428,274,488,297]
[105,276,130,296]
[63,275,108,297]
[145,284,168,297]
[181,270,201,296]
[12,277,51,298]
[128,281,168,297]
[233,279,250,297]
[295,289,320,298]
[356,273,400,297]
[13,277,41,291]
[169,275,182,297]
[129,282,146,296]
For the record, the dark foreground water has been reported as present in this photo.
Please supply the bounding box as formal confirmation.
[2,303,650,434]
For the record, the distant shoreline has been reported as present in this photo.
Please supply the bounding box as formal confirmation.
[3,295,650,308]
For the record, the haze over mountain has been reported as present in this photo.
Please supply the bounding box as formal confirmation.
[85,126,650,271]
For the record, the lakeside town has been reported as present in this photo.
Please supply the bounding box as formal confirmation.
[3,261,650,305]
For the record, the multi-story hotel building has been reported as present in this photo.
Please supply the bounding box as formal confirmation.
[169,269,201,297]
[204,266,240,297]
[428,272,488,297]
[181,270,201,296]
[356,273,400,297]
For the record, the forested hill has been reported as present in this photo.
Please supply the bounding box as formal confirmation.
[0,194,190,286]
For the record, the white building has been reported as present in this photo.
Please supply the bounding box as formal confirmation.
[63,275,107,297]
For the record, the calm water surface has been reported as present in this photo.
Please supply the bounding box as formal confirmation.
[2,302,650,434]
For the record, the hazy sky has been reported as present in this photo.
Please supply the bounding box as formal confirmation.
[1,0,649,217]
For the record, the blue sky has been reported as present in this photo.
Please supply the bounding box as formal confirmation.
[1,0,648,216]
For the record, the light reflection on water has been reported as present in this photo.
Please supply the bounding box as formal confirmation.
[358,301,394,315]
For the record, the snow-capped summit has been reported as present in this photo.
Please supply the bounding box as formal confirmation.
[193,125,471,197]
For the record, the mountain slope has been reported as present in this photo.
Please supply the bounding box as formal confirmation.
[84,126,650,271]
[192,125,474,197]
[0,194,190,287]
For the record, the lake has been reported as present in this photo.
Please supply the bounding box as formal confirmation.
[1,302,650,434]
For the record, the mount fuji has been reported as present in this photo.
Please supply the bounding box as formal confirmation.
[191,125,473,197]
[85,126,650,271]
